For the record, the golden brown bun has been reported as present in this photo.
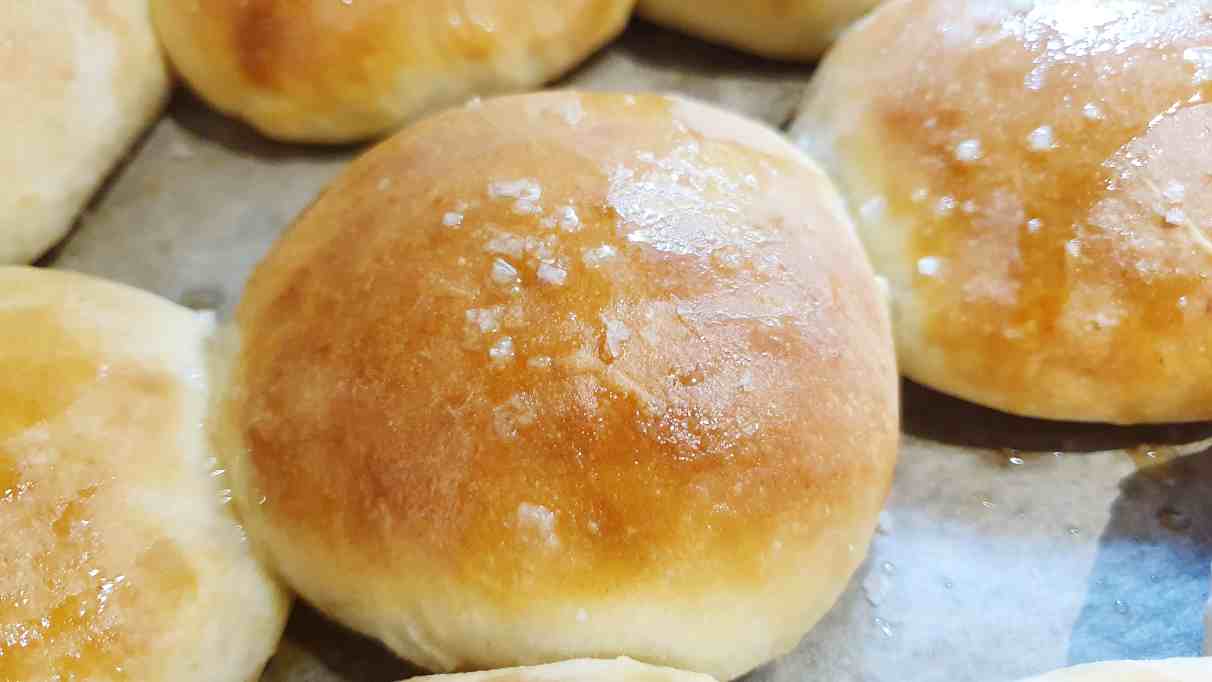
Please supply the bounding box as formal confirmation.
[0,0,170,264]
[409,658,717,682]
[637,0,881,61]
[0,267,290,681]
[225,92,898,680]
[151,0,636,143]
[794,0,1212,424]
[1016,658,1212,682]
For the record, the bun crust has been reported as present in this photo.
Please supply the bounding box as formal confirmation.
[0,267,289,681]
[637,0,881,61]
[410,658,716,682]
[152,0,635,143]
[228,92,898,679]
[795,0,1212,423]
[0,0,170,263]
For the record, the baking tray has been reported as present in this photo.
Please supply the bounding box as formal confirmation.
[44,21,1212,682]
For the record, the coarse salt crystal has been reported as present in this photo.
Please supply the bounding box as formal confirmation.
[917,256,943,277]
[955,139,983,162]
[1027,126,1055,151]
[491,258,519,284]
[537,262,567,286]
[489,336,515,362]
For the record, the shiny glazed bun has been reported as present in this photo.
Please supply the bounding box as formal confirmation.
[0,267,290,681]
[1,0,170,264]
[794,0,1212,424]
[225,92,898,680]
[636,0,881,61]
[409,658,716,682]
[151,0,636,143]
[1015,658,1212,682]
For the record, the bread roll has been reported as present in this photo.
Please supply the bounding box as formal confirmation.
[410,658,716,682]
[223,91,898,680]
[1015,658,1212,681]
[0,1,170,264]
[151,0,636,143]
[636,0,881,61]
[793,0,1212,424]
[0,267,290,681]
[1205,586,1211,655]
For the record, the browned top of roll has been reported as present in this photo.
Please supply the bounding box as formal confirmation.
[798,0,1212,423]
[0,267,288,682]
[222,0,623,87]
[637,0,881,61]
[152,0,635,142]
[234,92,898,605]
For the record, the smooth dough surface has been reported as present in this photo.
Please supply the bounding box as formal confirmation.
[1016,658,1212,681]
[0,1,170,264]
[0,267,290,681]
[637,0,881,61]
[794,0,1212,424]
[151,0,636,143]
[410,658,716,682]
[225,91,898,680]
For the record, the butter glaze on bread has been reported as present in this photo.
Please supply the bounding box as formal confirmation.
[225,92,898,680]
[795,0,1212,424]
[637,0,881,61]
[151,0,636,143]
[0,267,289,681]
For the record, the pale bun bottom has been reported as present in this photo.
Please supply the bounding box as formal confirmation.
[409,658,718,682]
[1018,658,1212,681]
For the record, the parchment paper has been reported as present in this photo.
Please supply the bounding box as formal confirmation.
[45,21,1212,682]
